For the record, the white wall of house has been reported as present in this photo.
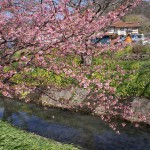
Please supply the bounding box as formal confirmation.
[131,28,139,34]
[107,27,139,35]
[116,28,124,35]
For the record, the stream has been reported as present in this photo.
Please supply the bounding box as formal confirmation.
[0,97,150,150]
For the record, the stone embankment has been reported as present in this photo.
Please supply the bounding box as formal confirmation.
[26,86,150,125]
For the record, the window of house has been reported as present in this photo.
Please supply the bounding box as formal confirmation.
[133,28,137,30]
[109,28,114,32]
[120,28,124,31]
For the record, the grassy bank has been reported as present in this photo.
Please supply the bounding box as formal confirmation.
[3,44,150,98]
[0,120,80,150]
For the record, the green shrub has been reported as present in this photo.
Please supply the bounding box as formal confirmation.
[116,61,150,98]
[132,44,150,54]
[115,46,133,58]
[11,68,76,87]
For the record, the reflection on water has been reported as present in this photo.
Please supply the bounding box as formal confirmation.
[0,97,150,150]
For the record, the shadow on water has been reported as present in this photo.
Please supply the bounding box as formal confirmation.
[0,97,150,150]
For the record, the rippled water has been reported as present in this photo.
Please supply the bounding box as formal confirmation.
[0,97,150,150]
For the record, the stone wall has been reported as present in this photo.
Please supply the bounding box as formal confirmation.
[25,86,150,125]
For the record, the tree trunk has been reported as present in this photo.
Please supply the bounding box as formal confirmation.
[81,54,92,66]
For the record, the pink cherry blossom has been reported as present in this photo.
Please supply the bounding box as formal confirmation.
[0,0,145,131]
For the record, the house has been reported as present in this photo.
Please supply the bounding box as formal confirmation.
[107,21,140,36]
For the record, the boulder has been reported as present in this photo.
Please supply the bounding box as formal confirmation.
[128,97,150,124]
[38,87,90,108]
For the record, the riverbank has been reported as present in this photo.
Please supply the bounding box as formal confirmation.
[0,120,79,150]
[1,45,150,124]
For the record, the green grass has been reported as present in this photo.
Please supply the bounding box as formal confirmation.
[0,120,80,150]
[11,68,73,87]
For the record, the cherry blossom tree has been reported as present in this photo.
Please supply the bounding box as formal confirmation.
[0,0,146,130]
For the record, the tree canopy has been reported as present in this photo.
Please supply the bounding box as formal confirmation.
[0,0,145,130]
